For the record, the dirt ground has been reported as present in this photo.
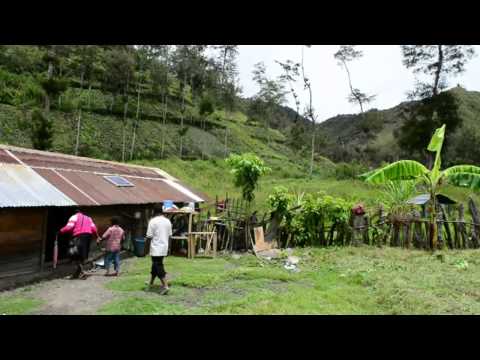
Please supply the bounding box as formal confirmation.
[7,265,128,315]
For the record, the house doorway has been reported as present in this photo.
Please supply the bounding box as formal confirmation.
[44,207,76,263]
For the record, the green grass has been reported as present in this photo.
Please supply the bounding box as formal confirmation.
[97,247,480,315]
[0,295,43,315]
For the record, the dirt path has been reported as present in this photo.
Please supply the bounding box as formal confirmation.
[27,271,117,315]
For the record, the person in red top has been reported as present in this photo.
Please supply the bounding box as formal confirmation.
[98,217,125,277]
[59,208,99,279]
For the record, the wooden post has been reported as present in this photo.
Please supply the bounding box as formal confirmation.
[412,211,422,249]
[352,213,364,246]
[213,232,217,257]
[188,213,193,258]
[363,216,370,245]
[468,198,480,248]
[392,222,400,247]
[39,209,48,272]
[377,205,385,247]
[422,205,430,250]
[407,220,414,249]
[440,205,453,249]
[458,204,468,249]
[437,208,444,250]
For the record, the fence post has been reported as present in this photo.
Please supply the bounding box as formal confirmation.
[412,210,422,249]
[352,213,365,246]
[421,205,430,250]
[363,215,370,245]
[469,198,480,248]
[437,208,444,250]
[458,204,468,249]
[440,205,453,249]
[378,205,386,247]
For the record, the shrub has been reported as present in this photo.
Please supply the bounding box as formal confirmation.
[335,161,369,180]
[199,95,215,116]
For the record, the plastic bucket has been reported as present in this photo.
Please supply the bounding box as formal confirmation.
[134,238,146,257]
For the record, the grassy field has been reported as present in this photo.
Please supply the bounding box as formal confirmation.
[4,247,480,315]
[97,248,480,315]
[133,158,480,215]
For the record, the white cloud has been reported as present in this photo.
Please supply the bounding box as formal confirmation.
[237,45,480,123]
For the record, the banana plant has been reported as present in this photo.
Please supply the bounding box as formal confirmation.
[360,124,480,249]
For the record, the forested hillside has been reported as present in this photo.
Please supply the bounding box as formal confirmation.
[0,45,328,176]
[317,86,480,167]
[1,45,480,178]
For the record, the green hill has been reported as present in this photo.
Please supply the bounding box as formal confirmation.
[317,86,480,166]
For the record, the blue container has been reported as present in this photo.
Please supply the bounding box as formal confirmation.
[134,237,146,257]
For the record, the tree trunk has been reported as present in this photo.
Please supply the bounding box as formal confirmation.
[74,72,85,156]
[224,127,228,158]
[433,45,444,96]
[122,101,128,162]
[130,86,141,160]
[179,75,186,159]
[309,126,315,177]
[161,94,167,159]
[87,84,92,110]
[74,108,82,156]
[343,60,364,113]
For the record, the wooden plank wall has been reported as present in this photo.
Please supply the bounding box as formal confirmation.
[0,208,44,276]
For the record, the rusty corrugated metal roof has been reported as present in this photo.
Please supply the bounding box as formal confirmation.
[44,170,202,205]
[15,151,164,178]
[0,145,206,207]
[0,149,20,164]
[0,164,77,208]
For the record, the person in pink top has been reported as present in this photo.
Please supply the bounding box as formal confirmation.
[98,217,125,277]
[59,208,99,279]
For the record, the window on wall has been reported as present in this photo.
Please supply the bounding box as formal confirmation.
[103,175,135,187]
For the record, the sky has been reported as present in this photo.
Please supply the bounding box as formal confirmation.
[236,45,480,123]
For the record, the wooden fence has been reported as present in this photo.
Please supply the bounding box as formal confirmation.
[322,198,480,250]
[210,196,480,251]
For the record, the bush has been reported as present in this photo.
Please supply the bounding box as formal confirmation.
[335,161,369,180]
[267,188,353,247]
[199,95,215,116]
[30,109,54,150]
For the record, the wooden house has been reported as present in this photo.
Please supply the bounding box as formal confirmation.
[0,145,206,288]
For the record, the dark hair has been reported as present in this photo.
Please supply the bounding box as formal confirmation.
[111,217,120,225]
[153,204,164,215]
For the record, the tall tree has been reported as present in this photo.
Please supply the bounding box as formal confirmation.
[69,45,104,155]
[38,45,71,113]
[252,62,286,144]
[401,45,475,99]
[29,109,54,151]
[130,46,156,160]
[398,45,475,166]
[300,46,318,177]
[215,45,240,111]
[172,45,209,158]
[101,47,135,161]
[276,59,305,152]
[148,46,172,159]
[334,45,376,113]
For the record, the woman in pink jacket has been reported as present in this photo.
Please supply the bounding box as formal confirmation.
[59,208,99,279]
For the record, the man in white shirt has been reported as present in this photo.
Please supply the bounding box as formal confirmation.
[146,205,173,294]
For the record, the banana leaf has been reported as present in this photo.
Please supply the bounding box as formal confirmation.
[361,160,429,184]
[442,165,480,177]
[446,172,480,190]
